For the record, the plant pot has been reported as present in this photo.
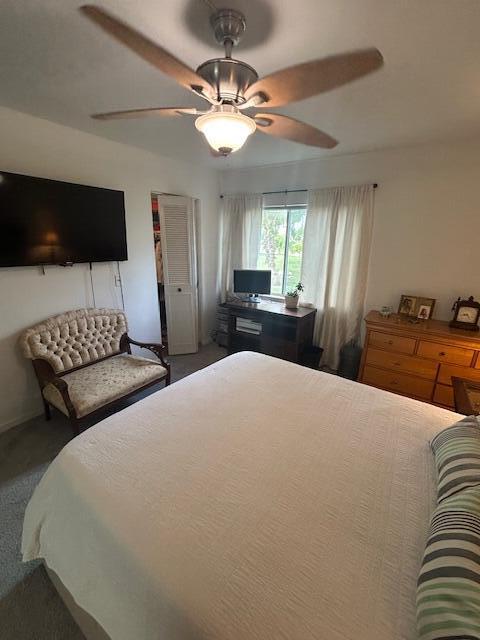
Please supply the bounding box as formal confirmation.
[284,294,299,309]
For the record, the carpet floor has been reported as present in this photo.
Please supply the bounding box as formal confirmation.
[0,343,226,640]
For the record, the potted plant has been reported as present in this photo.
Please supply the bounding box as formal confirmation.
[284,282,304,309]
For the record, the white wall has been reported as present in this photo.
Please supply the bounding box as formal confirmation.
[220,139,480,323]
[0,107,220,431]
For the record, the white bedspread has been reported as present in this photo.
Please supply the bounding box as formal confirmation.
[22,352,459,640]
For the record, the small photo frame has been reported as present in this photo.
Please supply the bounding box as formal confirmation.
[417,305,431,320]
[398,295,436,320]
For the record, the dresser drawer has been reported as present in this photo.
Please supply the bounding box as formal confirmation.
[369,331,416,355]
[365,348,438,380]
[433,384,455,408]
[437,363,480,386]
[417,340,475,366]
[363,365,434,400]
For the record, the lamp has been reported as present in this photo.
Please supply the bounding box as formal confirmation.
[195,105,256,155]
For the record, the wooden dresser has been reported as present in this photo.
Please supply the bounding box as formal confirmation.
[358,310,480,409]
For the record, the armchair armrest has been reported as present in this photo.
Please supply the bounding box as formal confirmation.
[47,375,68,394]
[126,336,169,368]
[32,358,77,419]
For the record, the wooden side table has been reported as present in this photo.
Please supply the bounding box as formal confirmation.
[452,377,480,415]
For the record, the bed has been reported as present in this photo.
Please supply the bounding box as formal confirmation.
[22,351,460,640]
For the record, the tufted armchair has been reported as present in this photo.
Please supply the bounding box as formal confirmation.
[21,308,170,434]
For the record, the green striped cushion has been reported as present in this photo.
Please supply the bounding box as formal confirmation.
[431,416,480,503]
[417,487,480,640]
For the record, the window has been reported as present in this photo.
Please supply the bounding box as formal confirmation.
[257,206,307,295]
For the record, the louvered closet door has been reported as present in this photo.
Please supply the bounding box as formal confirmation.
[158,195,198,355]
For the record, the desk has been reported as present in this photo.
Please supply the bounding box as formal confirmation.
[223,300,316,364]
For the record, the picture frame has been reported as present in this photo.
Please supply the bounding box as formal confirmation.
[417,304,431,320]
[398,295,416,316]
[398,295,436,320]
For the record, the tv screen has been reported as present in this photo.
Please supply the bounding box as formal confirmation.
[0,171,127,267]
[233,269,271,294]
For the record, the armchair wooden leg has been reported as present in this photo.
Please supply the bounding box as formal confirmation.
[43,399,51,421]
[165,370,171,386]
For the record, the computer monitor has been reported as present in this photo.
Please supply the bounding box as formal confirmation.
[233,270,271,303]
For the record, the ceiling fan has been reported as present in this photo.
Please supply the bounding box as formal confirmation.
[80,5,384,156]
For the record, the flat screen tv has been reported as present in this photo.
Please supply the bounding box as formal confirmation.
[0,171,127,267]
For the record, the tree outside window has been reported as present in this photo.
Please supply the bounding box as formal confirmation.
[257,207,306,295]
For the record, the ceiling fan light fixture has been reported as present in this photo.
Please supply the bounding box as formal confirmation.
[195,106,256,155]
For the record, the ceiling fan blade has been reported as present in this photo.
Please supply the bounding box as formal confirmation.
[92,107,202,120]
[245,48,383,108]
[254,113,338,148]
[80,6,215,102]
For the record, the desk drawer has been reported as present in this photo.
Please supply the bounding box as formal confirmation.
[365,348,438,380]
[363,365,434,400]
[417,341,474,366]
[437,363,480,386]
[433,384,455,408]
[369,331,416,355]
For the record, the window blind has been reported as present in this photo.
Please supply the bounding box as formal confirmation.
[262,191,307,208]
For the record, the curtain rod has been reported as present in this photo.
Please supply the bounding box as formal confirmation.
[220,184,378,198]
[262,188,308,195]
[263,184,378,195]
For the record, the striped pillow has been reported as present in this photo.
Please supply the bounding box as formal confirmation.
[417,487,480,640]
[431,416,480,503]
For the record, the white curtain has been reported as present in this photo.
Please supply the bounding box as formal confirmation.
[219,193,263,302]
[301,184,374,369]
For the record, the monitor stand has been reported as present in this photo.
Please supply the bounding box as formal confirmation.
[241,293,261,304]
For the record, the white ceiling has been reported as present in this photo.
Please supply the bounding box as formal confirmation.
[1,0,480,169]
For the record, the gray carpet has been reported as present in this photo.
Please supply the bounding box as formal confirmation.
[0,343,226,640]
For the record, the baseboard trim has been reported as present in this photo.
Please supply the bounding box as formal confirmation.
[0,408,43,434]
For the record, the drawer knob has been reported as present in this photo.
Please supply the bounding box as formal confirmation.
[439,351,446,357]
[391,379,398,385]
[393,362,401,366]
[388,340,393,345]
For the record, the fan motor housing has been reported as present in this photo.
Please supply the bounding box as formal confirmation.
[196,58,258,104]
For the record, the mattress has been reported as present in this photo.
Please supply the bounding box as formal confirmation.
[22,351,460,640]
